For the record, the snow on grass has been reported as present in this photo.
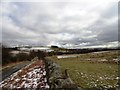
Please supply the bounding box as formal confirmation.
[0,60,49,89]
[49,55,119,89]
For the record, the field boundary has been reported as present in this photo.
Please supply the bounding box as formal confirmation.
[44,57,83,90]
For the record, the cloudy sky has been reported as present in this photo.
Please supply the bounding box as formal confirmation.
[1,0,119,48]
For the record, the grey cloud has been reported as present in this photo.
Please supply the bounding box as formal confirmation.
[97,25,118,42]
[101,3,118,19]
[1,1,118,48]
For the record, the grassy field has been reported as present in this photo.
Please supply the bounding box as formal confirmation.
[47,50,119,89]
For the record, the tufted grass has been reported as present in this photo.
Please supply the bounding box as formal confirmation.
[47,50,119,89]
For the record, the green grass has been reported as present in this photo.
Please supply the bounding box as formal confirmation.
[47,51,119,89]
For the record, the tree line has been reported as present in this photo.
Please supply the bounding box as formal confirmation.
[2,46,46,66]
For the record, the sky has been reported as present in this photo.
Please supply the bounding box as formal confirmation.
[1,0,119,48]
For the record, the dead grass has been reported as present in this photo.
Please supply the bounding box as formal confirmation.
[0,60,49,89]
[0,61,25,71]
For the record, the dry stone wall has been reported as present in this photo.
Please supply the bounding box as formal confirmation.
[44,58,82,90]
